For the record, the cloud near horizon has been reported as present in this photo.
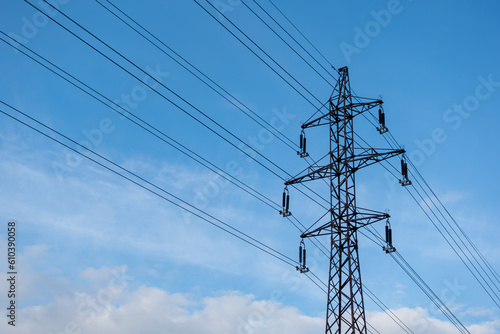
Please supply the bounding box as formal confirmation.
[1,263,498,334]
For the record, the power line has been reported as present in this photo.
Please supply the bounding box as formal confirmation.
[193,0,325,109]
[1,36,344,286]
[293,208,468,334]
[11,0,345,282]
[191,0,384,198]
[209,7,484,321]
[408,158,500,290]
[0,101,297,267]
[363,286,414,334]
[96,0,298,152]
[0,105,406,334]
[1,29,335,278]
[366,324,381,334]
[8,0,492,332]
[358,82,500,306]
[295,243,411,334]
[151,0,492,328]
[187,1,488,326]
[359,89,500,308]
[362,227,470,334]
[391,252,470,334]
[0,33,282,214]
[221,4,488,292]
[251,0,337,80]
[408,166,500,299]
[98,0,348,196]
[0,57,407,333]
[94,0,338,205]
[24,0,286,182]
[384,154,500,308]
[1,31,339,299]
[266,0,337,71]
[3,5,458,334]
[23,0,330,211]
[403,171,500,308]
[0,100,367,330]
[370,117,500,308]
[239,0,333,87]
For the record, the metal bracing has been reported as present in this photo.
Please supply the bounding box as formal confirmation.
[286,66,404,334]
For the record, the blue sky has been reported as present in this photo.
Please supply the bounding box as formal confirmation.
[1,0,500,333]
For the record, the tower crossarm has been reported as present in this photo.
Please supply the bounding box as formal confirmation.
[300,219,335,238]
[352,208,390,229]
[351,148,405,170]
[285,162,338,185]
[301,99,382,129]
[284,148,404,186]
[299,208,390,239]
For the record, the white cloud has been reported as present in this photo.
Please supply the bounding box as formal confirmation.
[1,283,324,334]
[367,307,499,334]
[461,306,497,318]
[2,282,499,334]
[79,265,128,283]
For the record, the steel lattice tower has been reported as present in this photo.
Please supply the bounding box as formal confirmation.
[284,67,405,334]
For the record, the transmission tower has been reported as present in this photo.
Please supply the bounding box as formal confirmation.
[283,66,406,334]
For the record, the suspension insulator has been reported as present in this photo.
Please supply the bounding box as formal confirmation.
[399,159,411,186]
[385,225,389,243]
[303,137,307,153]
[400,160,407,178]
[401,159,409,178]
[388,228,393,246]
[299,133,303,149]
[282,191,286,208]
[286,195,290,211]
[303,248,306,267]
[378,108,385,126]
[299,245,303,264]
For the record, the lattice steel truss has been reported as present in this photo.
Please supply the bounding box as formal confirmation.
[285,67,404,334]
